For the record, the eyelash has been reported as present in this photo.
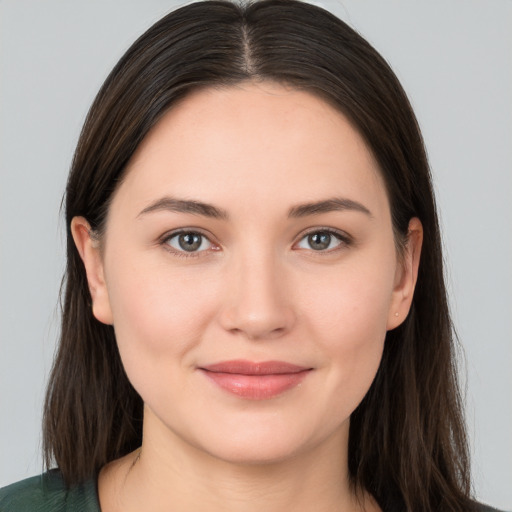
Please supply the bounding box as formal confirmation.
[159,227,352,258]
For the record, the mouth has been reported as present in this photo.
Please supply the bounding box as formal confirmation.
[198,360,312,400]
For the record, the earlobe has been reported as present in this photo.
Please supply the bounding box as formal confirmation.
[70,217,114,325]
[387,217,423,330]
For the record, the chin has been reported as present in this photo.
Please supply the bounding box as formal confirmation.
[181,410,349,468]
[201,436,311,466]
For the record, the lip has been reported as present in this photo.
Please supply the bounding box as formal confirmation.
[199,360,312,400]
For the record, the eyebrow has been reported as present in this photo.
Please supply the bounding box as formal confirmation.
[138,197,229,220]
[137,196,372,220]
[288,197,372,218]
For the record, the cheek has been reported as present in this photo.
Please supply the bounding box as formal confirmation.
[301,258,395,341]
[298,256,395,404]
[104,256,219,389]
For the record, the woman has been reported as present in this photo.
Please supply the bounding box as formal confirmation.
[0,1,504,511]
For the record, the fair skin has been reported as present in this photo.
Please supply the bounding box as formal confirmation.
[72,82,422,512]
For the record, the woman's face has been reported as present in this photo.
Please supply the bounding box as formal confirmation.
[73,82,421,465]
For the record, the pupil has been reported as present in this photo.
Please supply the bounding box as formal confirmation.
[179,233,201,251]
[309,232,331,250]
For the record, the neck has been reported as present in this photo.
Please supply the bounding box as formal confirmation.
[99,409,378,512]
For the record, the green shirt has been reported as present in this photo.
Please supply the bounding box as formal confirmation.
[0,471,100,512]
[0,471,506,511]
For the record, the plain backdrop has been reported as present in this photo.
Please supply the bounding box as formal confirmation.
[0,0,511,509]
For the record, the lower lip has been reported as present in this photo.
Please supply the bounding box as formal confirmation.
[200,370,310,400]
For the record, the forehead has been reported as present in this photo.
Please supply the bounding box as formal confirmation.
[114,81,388,218]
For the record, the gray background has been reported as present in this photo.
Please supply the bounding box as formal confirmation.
[1,0,511,509]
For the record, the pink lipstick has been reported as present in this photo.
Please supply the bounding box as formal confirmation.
[199,360,311,400]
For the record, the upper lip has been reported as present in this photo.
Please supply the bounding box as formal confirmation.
[199,360,311,375]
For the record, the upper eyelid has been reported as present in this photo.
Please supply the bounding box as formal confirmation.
[159,226,350,237]
[295,226,352,242]
[160,227,215,243]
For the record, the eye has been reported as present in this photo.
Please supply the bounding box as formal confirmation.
[164,231,213,253]
[296,229,348,251]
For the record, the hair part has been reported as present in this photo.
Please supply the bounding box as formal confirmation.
[44,1,474,510]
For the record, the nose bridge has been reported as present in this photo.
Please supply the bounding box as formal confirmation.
[220,243,294,340]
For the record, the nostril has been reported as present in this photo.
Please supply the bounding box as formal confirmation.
[227,324,289,341]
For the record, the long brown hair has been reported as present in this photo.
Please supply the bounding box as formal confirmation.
[43,1,473,510]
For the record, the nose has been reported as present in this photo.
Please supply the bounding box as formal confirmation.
[218,251,296,341]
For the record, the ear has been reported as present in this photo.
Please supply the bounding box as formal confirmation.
[387,217,423,330]
[71,216,113,325]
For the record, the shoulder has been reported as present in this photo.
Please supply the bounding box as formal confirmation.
[0,470,100,512]
[475,504,508,512]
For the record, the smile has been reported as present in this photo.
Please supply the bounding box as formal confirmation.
[199,360,312,400]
